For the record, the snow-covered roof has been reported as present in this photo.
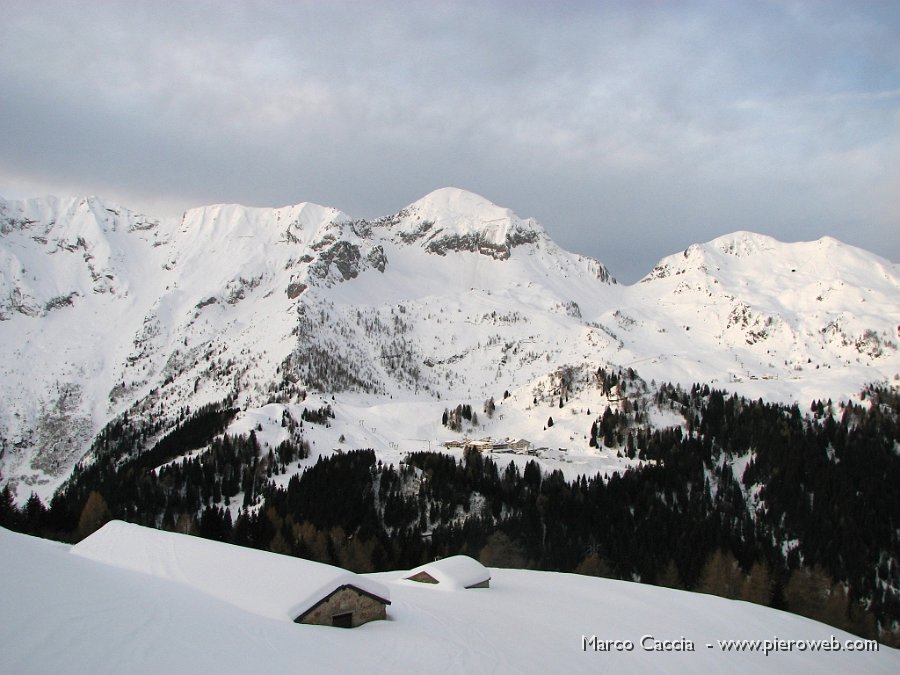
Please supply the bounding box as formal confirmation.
[405,555,490,589]
[71,521,389,621]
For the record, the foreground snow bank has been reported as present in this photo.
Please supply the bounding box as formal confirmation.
[2,527,897,674]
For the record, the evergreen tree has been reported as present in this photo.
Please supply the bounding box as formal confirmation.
[24,493,47,534]
[484,397,495,419]
[0,485,18,530]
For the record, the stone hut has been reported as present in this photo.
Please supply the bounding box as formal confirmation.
[294,583,389,628]
[72,521,390,628]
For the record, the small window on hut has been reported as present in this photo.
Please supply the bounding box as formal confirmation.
[332,612,353,628]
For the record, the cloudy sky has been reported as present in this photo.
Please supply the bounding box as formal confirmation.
[1,1,897,282]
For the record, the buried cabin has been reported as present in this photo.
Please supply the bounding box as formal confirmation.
[405,555,491,589]
[72,520,390,628]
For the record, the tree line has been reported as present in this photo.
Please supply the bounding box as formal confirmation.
[1,382,897,644]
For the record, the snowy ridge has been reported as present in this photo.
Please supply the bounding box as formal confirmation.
[0,195,166,317]
[0,189,897,498]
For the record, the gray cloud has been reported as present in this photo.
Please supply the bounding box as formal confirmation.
[1,0,897,281]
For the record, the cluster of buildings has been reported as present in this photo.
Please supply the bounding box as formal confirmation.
[443,437,531,454]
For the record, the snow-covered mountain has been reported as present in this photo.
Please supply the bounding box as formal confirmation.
[0,188,897,499]
[3,526,897,674]
[617,230,899,401]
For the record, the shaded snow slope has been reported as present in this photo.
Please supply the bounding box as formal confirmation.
[2,527,897,674]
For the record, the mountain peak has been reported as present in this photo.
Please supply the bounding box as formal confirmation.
[406,187,507,215]
[705,231,784,258]
[641,230,899,285]
[391,188,544,260]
